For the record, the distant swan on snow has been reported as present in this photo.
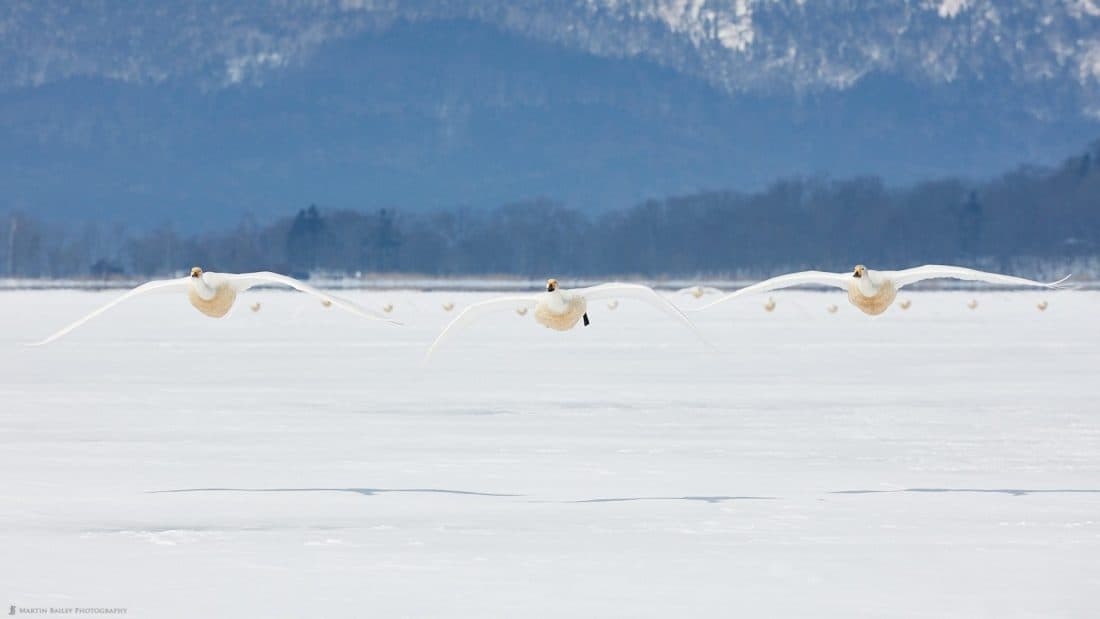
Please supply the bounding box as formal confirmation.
[676,286,723,299]
[31,267,400,345]
[607,300,619,310]
[1037,300,1048,311]
[442,302,455,312]
[249,302,261,312]
[763,297,776,312]
[692,265,1069,316]
[826,304,838,314]
[899,299,912,310]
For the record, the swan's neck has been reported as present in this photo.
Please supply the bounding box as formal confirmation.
[190,276,218,300]
[856,274,878,296]
[544,289,569,311]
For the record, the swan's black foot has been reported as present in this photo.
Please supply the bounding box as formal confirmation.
[582,312,590,327]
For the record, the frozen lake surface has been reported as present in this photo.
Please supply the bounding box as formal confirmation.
[2,287,1099,617]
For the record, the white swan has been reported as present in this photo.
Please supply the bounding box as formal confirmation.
[899,299,912,310]
[693,265,1070,316]
[763,297,776,312]
[249,302,262,313]
[1037,300,1048,311]
[676,286,723,299]
[515,307,529,316]
[383,303,394,313]
[426,278,709,358]
[442,302,455,312]
[826,304,838,314]
[607,300,619,310]
[968,299,979,310]
[31,267,400,345]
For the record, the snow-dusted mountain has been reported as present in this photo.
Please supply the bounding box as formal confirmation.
[2,1,1099,223]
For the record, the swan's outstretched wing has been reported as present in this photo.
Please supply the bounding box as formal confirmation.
[675,286,723,295]
[220,271,401,325]
[576,283,714,349]
[691,271,850,312]
[426,295,540,360]
[29,277,189,346]
[886,265,1072,290]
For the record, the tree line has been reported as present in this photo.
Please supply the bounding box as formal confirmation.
[3,142,1099,280]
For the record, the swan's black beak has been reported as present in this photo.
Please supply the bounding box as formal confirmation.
[853,269,862,278]
[583,312,590,327]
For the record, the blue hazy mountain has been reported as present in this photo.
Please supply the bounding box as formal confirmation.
[2,1,1098,225]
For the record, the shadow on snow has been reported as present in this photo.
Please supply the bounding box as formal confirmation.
[567,496,776,504]
[831,488,1100,497]
[150,487,521,498]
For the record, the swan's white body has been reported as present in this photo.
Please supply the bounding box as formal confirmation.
[693,265,1070,316]
[847,273,896,316]
[31,268,399,345]
[426,281,709,358]
[534,287,588,331]
[188,272,239,317]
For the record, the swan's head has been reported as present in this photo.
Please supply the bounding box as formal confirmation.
[852,265,867,279]
[190,266,203,278]
[546,278,559,292]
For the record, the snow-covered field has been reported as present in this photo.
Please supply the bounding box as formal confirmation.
[2,287,1098,617]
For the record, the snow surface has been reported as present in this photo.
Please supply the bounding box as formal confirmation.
[2,288,1099,617]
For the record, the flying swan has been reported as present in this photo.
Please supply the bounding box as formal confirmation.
[692,265,1071,316]
[426,279,709,358]
[31,267,400,345]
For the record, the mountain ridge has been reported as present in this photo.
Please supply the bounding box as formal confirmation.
[2,3,1098,224]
